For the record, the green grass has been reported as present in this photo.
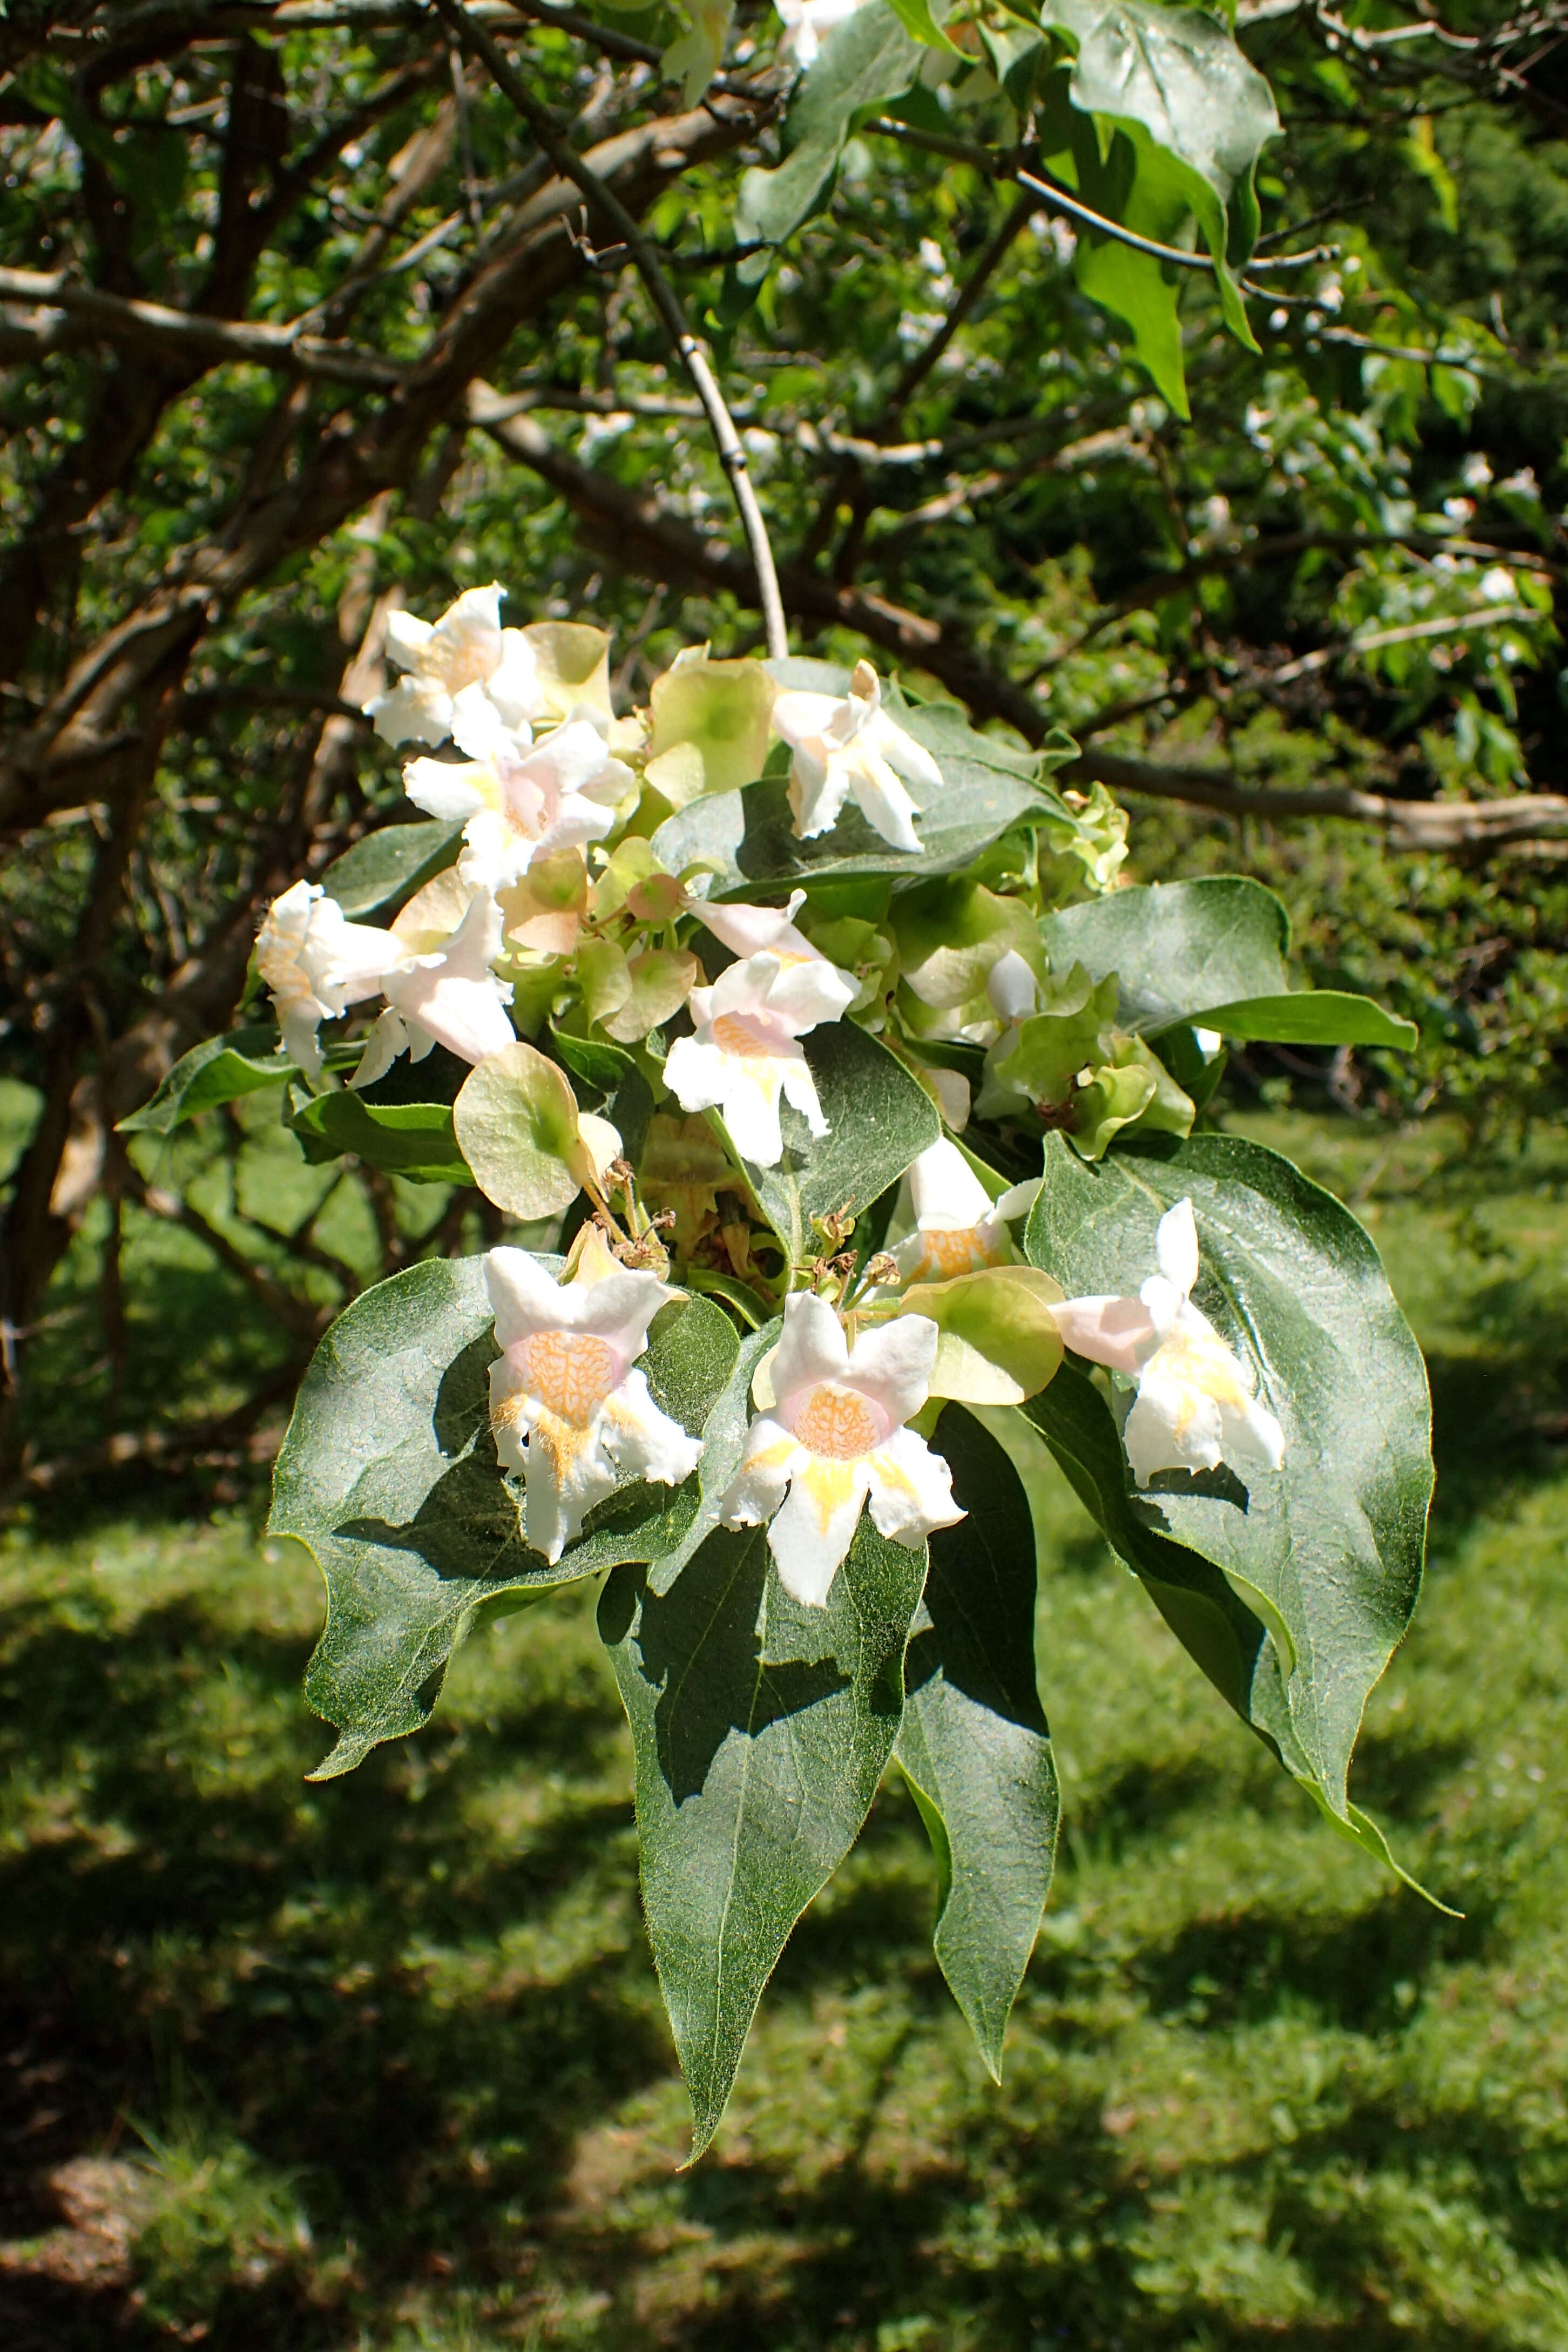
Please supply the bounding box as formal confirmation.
[2,1113,1567,2349]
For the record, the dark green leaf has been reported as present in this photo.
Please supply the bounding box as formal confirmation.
[286,1087,474,1185]
[272,1260,740,1778]
[1023,1131,1433,1834]
[734,2,924,273]
[732,1021,940,1265]
[896,1406,1058,2077]
[320,819,464,919]
[598,1512,927,2158]
[116,1026,293,1136]
[1039,0,1279,262]
[551,1023,636,1101]
[1041,877,1416,1048]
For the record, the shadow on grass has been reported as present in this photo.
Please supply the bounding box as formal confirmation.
[0,1543,1552,2352]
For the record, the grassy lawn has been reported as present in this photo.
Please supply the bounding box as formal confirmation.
[2,1112,1566,2350]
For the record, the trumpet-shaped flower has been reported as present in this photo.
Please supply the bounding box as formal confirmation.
[349,888,517,1086]
[776,0,864,66]
[772,660,942,853]
[485,1232,703,1563]
[688,889,858,1029]
[256,880,409,1078]
[664,944,854,1166]
[887,1138,1038,1286]
[720,1292,963,1606]
[365,584,545,748]
[403,690,631,892]
[1051,1198,1286,1487]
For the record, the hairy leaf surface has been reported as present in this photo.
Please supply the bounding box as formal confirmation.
[896,1407,1058,2077]
[1042,877,1416,1048]
[599,1514,926,2157]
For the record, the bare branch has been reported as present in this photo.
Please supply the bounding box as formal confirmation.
[0,268,406,384]
[1073,748,1568,849]
[473,390,1568,858]
[432,0,789,659]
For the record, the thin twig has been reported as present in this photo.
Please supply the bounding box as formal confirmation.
[431,0,789,658]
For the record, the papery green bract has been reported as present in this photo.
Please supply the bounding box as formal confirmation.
[1042,877,1418,1050]
[645,651,776,806]
[898,1266,1065,1405]
[1023,1131,1434,1847]
[896,1406,1059,2079]
[452,1040,599,1218]
[271,1259,740,1779]
[116,1025,294,1136]
[598,1513,927,2159]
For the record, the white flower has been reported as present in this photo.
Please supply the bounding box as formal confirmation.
[1051,1199,1285,1488]
[364,585,546,748]
[256,880,408,1078]
[688,886,816,967]
[403,688,631,892]
[720,1291,963,1605]
[887,1138,1038,1286]
[776,0,864,66]
[986,950,1041,1023]
[349,889,517,1086]
[771,660,942,853]
[485,1232,704,1563]
[664,942,854,1166]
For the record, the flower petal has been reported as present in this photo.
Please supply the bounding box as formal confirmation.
[767,1454,871,1607]
[1155,1198,1199,1298]
[869,711,943,791]
[1050,1293,1158,1375]
[845,1311,937,1427]
[601,1367,705,1486]
[908,1138,993,1230]
[403,756,490,826]
[484,1245,571,1347]
[771,1289,850,1399]
[866,1423,964,1545]
[848,748,921,853]
[720,1415,802,1527]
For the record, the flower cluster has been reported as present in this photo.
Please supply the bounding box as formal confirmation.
[256,588,944,1165]
[482,1234,962,1600]
[253,593,1287,1550]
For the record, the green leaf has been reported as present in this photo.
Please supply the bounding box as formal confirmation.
[286,1088,472,1185]
[884,0,960,54]
[896,1406,1059,2077]
[1023,1131,1433,1827]
[598,1511,927,2157]
[116,1026,294,1135]
[1039,0,1280,263]
[272,1260,740,1777]
[320,819,464,920]
[1041,877,1417,1049]
[551,1023,636,1102]
[653,676,1066,895]
[734,2,924,274]
[733,1020,940,1265]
